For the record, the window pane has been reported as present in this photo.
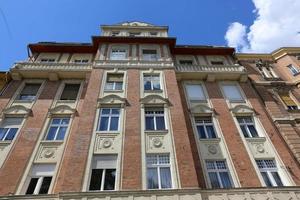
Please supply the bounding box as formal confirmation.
[4,128,18,140]
[144,80,152,90]
[0,128,8,140]
[46,127,58,140]
[61,119,70,125]
[101,109,110,114]
[146,116,154,130]
[89,169,103,190]
[261,172,273,187]
[197,126,206,139]
[208,172,220,189]
[186,85,205,100]
[39,177,52,194]
[222,85,243,101]
[111,109,120,114]
[60,84,80,100]
[104,82,114,90]
[271,172,283,186]
[52,119,61,125]
[115,82,123,90]
[99,117,109,131]
[206,125,216,138]
[56,127,67,140]
[147,168,159,189]
[26,178,39,194]
[156,116,165,130]
[109,117,119,131]
[160,167,172,188]
[248,125,258,137]
[104,169,116,190]
[19,84,41,100]
[239,125,249,137]
[220,172,232,188]
[153,81,161,90]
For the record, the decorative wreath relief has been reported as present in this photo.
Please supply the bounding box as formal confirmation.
[256,144,265,153]
[207,145,218,155]
[152,138,163,148]
[102,139,112,148]
[43,149,55,158]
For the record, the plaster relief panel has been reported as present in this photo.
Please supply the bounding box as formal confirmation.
[246,137,274,158]
[94,134,121,154]
[146,134,168,153]
[199,139,224,159]
[34,142,63,163]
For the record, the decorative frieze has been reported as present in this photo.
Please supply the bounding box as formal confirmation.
[199,138,224,159]
[94,133,121,154]
[34,141,63,163]
[95,60,174,69]
[246,137,274,158]
[13,62,92,71]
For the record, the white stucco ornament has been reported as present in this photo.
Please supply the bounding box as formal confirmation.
[152,138,163,148]
[208,145,218,154]
[102,139,112,148]
[43,149,55,158]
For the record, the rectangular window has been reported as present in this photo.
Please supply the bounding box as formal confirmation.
[146,154,172,189]
[236,116,259,138]
[279,93,298,110]
[221,84,244,102]
[104,74,123,91]
[288,64,299,76]
[205,160,233,189]
[74,59,89,63]
[45,118,70,141]
[18,83,41,101]
[256,159,283,187]
[150,32,157,36]
[195,117,217,139]
[25,164,55,195]
[110,49,126,60]
[40,58,55,63]
[60,83,81,100]
[97,108,120,131]
[179,60,193,65]
[185,84,206,101]
[89,155,117,191]
[129,32,141,37]
[111,31,120,36]
[142,49,158,61]
[0,118,23,141]
[144,74,161,91]
[211,61,224,65]
[145,108,165,131]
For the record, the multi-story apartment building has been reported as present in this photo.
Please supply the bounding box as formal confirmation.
[0,22,300,200]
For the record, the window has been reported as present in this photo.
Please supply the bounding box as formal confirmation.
[60,83,81,100]
[150,32,157,36]
[111,31,120,36]
[40,58,55,63]
[97,108,120,131]
[0,118,23,141]
[74,59,89,63]
[142,49,158,61]
[89,155,117,191]
[144,74,160,91]
[205,160,232,189]
[129,32,141,37]
[45,118,70,141]
[256,159,283,187]
[146,154,172,189]
[185,84,206,101]
[104,74,123,91]
[18,83,41,101]
[25,164,55,195]
[288,64,299,76]
[179,60,193,65]
[236,116,259,138]
[195,117,217,139]
[221,84,244,102]
[145,108,165,131]
[279,92,298,110]
[211,61,224,65]
[110,49,127,60]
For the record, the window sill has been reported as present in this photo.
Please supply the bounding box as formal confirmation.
[96,131,120,135]
[104,90,124,93]
[57,99,77,103]
[228,99,246,103]
[40,140,64,145]
[245,137,266,142]
[287,109,300,113]
[0,141,12,145]
[144,89,163,93]
[144,130,168,134]
[13,99,35,103]
[199,138,221,142]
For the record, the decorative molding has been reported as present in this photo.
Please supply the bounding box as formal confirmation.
[94,133,118,153]
[175,64,245,73]
[140,94,172,106]
[34,141,63,163]
[230,104,257,115]
[2,105,32,117]
[98,95,129,107]
[48,105,77,115]
[95,60,174,69]
[190,104,215,114]
[13,62,92,71]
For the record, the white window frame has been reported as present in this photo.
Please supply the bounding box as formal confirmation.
[185,84,206,101]
[288,64,299,76]
[256,159,284,187]
[146,154,172,189]
[236,116,259,138]
[104,73,124,91]
[142,49,158,61]
[97,108,121,132]
[40,58,55,63]
[143,74,161,91]
[205,160,233,189]
[145,108,166,131]
[110,48,127,60]
[0,118,23,141]
[221,83,245,102]
[194,116,217,139]
[44,118,70,141]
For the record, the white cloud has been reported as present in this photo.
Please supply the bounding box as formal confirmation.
[225,0,300,53]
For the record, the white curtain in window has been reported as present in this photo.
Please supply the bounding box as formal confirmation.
[31,164,56,176]
[93,155,117,169]
[222,85,243,101]
[186,84,205,100]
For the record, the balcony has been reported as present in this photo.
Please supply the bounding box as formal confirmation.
[95,59,174,69]
[175,64,247,81]
[2,187,300,200]
[11,62,93,80]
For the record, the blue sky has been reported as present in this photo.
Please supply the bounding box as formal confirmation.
[0,0,255,71]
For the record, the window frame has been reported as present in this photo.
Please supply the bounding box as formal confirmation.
[59,82,82,101]
[256,159,284,187]
[104,73,124,91]
[17,83,42,101]
[0,118,23,141]
[185,84,206,102]
[143,74,161,91]
[221,83,245,102]
[194,116,217,139]
[205,160,233,189]
[236,116,259,138]
[144,108,166,131]
[97,108,121,132]
[110,48,127,60]
[146,154,173,189]
[44,118,70,141]
[39,58,56,63]
[142,49,158,61]
[288,64,299,76]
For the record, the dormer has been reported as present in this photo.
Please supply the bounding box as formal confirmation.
[101,21,169,37]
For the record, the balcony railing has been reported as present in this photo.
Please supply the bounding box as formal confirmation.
[13,62,93,71]
[95,59,174,68]
[175,64,246,73]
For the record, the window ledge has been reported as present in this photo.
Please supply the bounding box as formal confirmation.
[57,100,77,103]
[144,89,163,93]
[245,137,266,142]
[229,100,246,103]
[199,138,221,142]
[40,140,64,145]
[287,109,300,113]
[144,130,169,134]
[0,141,12,145]
[104,90,124,93]
[96,131,120,135]
[13,99,34,103]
